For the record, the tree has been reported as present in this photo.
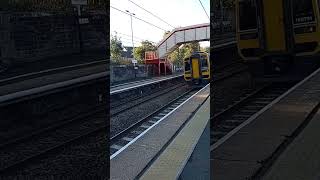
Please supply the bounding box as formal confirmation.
[201,46,210,53]
[133,40,156,63]
[110,34,123,64]
[168,42,201,68]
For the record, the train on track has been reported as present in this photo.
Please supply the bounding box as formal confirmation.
[236,0,320,73]
[184,51,210,86]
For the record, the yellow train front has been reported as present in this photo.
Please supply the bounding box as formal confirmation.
[184,52,210,86]
[236,0,320,74]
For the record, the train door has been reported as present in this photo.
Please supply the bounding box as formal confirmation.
[191,57,200,80]
[262,0,287,53]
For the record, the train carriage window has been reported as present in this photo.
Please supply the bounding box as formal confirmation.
[292,0,315,24]
[239,0,258,31]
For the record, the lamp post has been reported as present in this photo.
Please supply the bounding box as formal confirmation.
[126,10,137,78]
[126,10,135,52]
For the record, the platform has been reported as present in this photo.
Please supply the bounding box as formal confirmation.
[211,67,320,179]
[110,84,210,180]
[0,62,106,97]
[110,74,183,95]
[0,51,106,80]
[262,108,320,180]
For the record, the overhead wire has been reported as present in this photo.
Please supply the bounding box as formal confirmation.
[127,0,176,29]
[110,5,168,32]
[198,0,210,20]
[114,32,157,44]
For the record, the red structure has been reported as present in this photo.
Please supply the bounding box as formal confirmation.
[144,51,172,76]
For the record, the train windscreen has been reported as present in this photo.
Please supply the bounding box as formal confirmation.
[292,0,315,24]
[184,60,191,71]
[201,55,208,70]
[238,0,258,31]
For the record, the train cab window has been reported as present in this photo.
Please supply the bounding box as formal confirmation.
[239,0,258,31]
[201,56,208,70]
[293,0,315,24]
[184,61,191,71]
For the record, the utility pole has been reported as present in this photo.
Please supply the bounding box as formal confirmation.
[126,10,137,78]
[126,10,135,51]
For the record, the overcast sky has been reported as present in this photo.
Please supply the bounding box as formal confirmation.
[110,0,210,47]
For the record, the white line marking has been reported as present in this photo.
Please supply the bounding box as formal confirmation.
[110,75,183,95]
[211,66,320,151]
[110,84,210,160]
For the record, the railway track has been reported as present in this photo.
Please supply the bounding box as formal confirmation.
[110,82,187,116]
[0,104,107,175]
[110,87,201,158]
[213,62,248,82]
[210,82,297,150]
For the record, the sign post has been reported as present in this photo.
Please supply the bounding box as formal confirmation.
[71,0,88,53]
[132,59,138,78]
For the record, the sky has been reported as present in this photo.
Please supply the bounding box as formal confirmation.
[110,0,210,48]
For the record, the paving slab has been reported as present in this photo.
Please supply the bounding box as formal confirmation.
[262,109,320,180]
[211,67,320,179]
[212,159,261,180]
[140,98,210,180]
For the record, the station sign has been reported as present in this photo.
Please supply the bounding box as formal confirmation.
[71,0,88,5]
[132,59,138,64]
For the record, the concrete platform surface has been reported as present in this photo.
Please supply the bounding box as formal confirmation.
[0,64,106,96]
[140,97,210,180]
[211,67,320,180]
[110,85,209,180]
[262,108,320,180]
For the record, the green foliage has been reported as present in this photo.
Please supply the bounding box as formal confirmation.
[133,40,156,63]
[168,42,200,67]
[110,34,123,64]
[201,46,210,53]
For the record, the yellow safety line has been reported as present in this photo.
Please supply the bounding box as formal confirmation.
[140,97,210,180]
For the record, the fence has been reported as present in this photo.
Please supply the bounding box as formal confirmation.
[111,64,155,85]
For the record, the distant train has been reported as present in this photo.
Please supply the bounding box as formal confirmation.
[236,0,320,72]
[184,51,210,86]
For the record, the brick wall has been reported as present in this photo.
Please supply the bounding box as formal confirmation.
[0,11,106,65]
